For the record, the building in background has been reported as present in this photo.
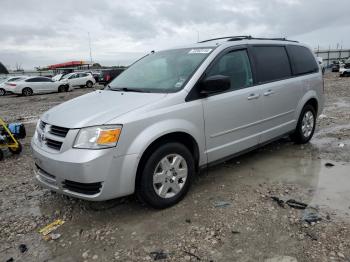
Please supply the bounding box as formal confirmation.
[39,60,93,74]
[315,48,350,67]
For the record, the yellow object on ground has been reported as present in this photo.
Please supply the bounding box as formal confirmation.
[39,219,65,236]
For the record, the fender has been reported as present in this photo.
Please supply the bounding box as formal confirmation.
[125,118,206,166]
[295,90,319,120]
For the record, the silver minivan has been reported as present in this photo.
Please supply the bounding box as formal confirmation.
[31,36,324,208]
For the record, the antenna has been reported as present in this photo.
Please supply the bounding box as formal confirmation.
[88,32,93,65]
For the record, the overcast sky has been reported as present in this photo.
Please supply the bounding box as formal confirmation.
[1,0,350,70]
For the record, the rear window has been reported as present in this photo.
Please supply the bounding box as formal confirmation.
[287,45,319,75]
[252,46,292,83]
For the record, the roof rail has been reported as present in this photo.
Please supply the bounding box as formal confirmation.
[198,36,298,43]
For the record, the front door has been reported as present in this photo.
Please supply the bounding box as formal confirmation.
[202,48,264,163]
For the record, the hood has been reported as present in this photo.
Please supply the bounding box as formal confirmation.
[42,90,166,128]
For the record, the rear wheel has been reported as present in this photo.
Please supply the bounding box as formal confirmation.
[290,104,316,144]
[9,143,22,155]
[0,88,5,96]
[58,85,66,93]
[86,81,93,88]
[136,142,195,209]
[22,87,33,96]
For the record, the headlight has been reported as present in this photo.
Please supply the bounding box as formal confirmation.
[73,125,122,149]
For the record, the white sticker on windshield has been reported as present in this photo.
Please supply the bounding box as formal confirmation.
[188,49,212,54]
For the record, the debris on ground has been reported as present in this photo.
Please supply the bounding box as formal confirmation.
[271,196,285,207]
[18,244,28,253]
[183,250,201,261]
[6,258,14,262]
[150,250,168,260]
[325,162,335,167]
[302,207,322,224]
[271,197,307,209]
[214,200,231,208]
[39,219,65,236]
[285,199,307,209]
[338,143,345,148]
[43,233,62,241]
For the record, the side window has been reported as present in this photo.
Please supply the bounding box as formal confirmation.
[252,46,292,83]
[26,78,39,82]
[40,77,51,82]
[286,45,319,75]
[206,50,253,91]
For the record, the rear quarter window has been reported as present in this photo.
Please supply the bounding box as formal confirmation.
[286,45,319,75]
[252,46,292,84]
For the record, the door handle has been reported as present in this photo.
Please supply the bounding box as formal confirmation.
[247,93,260,100]
[263,90,275,96]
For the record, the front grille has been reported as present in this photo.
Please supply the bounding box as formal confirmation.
[46,138,63,150]
[49,125,69,137]
[63,180,102,195]
[38,121,69,152]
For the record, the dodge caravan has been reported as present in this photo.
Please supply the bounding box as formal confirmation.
[31,36,324,209]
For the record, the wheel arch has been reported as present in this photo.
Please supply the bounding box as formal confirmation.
[295,91,320,120]
[134,131,201,191]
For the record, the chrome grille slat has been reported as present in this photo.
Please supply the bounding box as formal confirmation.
[49,125,69,137]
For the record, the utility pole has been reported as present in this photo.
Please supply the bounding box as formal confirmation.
[88,32,93,65]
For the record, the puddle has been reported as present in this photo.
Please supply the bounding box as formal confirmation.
[204,141,350,219]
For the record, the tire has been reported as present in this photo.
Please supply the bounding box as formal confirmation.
[0,150,3,161]
[0,88,5,96]
[58,85,66,93]
[86,81,93,88]
[290,104,316,144]
[136,142,195,209]
[9,143,22,155]
[22,87,33,96]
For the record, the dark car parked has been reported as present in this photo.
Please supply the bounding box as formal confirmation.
[331,63,340,72]
[98,69,125,85]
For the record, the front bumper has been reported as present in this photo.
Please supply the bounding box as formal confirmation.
[31,138,139,201]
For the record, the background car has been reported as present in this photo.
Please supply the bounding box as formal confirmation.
[331,62,340,72]
[98,69,124,86]
[7,76,68,96]
[59,72,96,89]
[339,63,350,77]
[0,76,28,96]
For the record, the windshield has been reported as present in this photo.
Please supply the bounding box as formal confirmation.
[108,47,214,93]
[62,73,74,79]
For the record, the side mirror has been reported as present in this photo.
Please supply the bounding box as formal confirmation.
[200,75,230,95]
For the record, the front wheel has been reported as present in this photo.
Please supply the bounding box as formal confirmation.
[136,142,195,209]
[290,104,316,144]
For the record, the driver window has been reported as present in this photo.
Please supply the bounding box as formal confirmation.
[207,50,253,91]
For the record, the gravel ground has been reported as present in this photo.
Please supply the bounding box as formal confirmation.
[0,73,349,262]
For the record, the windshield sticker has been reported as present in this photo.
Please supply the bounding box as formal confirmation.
[188,49,212,54]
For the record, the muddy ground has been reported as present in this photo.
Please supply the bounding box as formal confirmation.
[0,73,349,262]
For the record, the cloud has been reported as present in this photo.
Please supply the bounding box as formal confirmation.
[0,0,349,69]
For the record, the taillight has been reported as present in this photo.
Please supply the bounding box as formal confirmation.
[106,74,111,81]
[6,83,16,87]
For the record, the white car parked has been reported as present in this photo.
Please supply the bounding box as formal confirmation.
[7,76,68,96]
[0,76,28,96]
[59,72,96,89]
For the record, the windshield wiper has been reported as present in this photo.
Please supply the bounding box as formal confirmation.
[109,87,150,93]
